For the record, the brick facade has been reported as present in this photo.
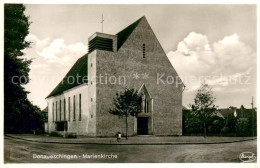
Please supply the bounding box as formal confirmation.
[93,17,183,136]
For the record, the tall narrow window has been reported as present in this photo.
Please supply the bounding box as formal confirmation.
[79,94,81,121]
[138,102,141,113]
[145,98,149,113]
[60,100,61,121]
[52,102,54,122]
[73,95,76,121]
[68,97,70,121]
[64,99,66,121]
[144,97,146,113]
[143,95,148,113]
[143,43,146,58]
[56,101,57,121]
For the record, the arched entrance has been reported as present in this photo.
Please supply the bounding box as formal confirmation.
[135,84,153,135]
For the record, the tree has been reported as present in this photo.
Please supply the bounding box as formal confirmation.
[184,112,204,134]
[109,88,142,139]
[224,113,237,133]
[236,120,250,137]
[4,4,43,133]
[247,109,257,136]
[208,116,225,134]
[191,82,217,137]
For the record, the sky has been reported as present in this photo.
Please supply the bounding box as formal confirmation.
[22,4,257,109]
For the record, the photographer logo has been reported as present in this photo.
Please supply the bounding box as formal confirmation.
[239,152,256,163]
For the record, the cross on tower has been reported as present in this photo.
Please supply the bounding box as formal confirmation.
[101,14,104,32]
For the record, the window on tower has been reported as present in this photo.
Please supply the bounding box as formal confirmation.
[52,102,54,122]
[79,94,81,121]
[68,97,70,121]
[143,43,146,58]
[64,98,66,121]
[73,95,76,121]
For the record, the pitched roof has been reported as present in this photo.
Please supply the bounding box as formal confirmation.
[182,105,187,110]
[43,107,48,112]
[217,107,256,119]
[116,16,143,50]
[47,54,88,98]
[217,108,235,118]
[47,17,144,98]
[236,108,256,118]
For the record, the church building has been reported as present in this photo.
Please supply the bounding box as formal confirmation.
[46,16,184,136]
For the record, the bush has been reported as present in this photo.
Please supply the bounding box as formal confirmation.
[236,120,250,136]
[33,129,44,135]
[221,126,230,133]
[65,132,77,138]
[208,119,225,134]
[49,131,63,137]
[225,114,237,133]
[184,115,204,134]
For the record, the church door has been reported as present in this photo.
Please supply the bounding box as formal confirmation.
[137,117,148,135]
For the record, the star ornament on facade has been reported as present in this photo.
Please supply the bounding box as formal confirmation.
[133,72,140,79]
[142,73,149,79]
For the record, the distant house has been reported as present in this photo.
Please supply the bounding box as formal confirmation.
[215,107,236,118]
[183,105,256,121]
[235,105,257,121]
[216,105,256,121]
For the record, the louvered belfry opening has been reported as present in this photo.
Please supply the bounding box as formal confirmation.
[88,32,117,53]
[88,36,113,53]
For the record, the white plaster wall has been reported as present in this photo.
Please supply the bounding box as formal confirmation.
[46,84,91,135]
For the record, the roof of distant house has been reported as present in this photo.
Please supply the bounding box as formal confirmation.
[217,108,235,118]
[236,108,256,118]
[217,107,256,119]
[43,107,48,112]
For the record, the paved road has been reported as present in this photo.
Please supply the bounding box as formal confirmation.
[4,136,257,163]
